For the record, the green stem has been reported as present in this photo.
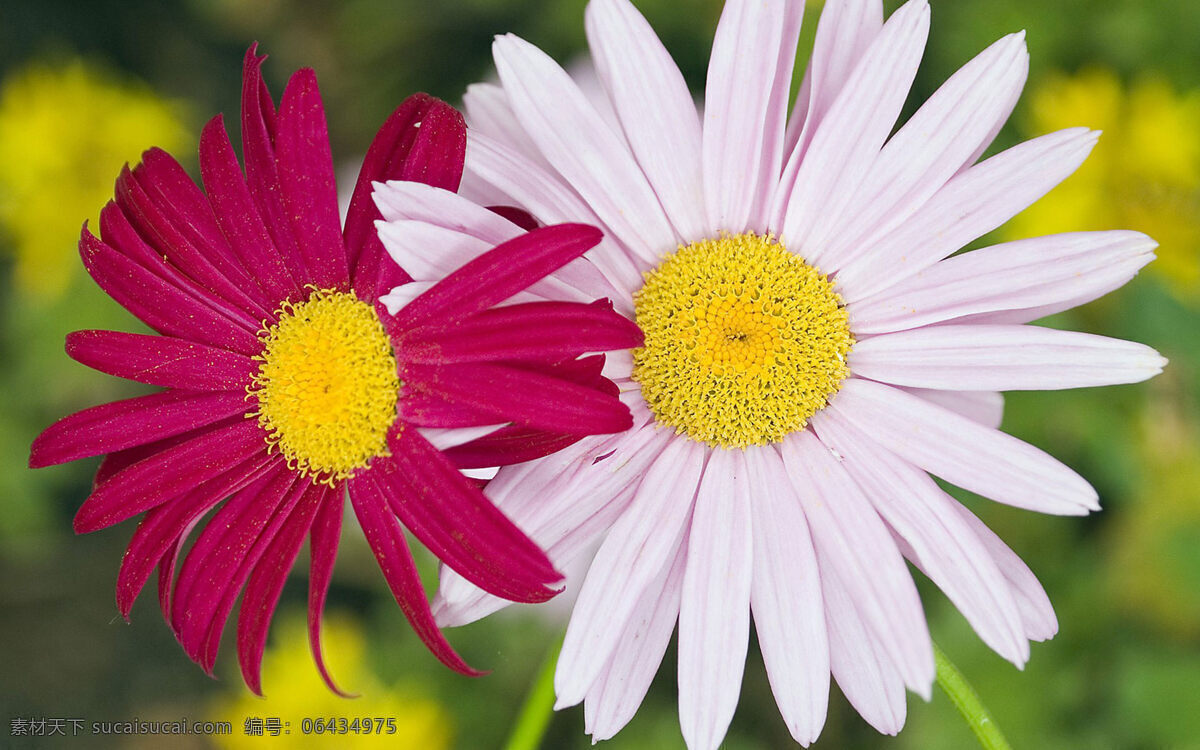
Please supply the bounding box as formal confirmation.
[502,635,563,750]
[934,641,1013,750]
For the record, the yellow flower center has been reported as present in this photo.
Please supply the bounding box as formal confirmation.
[249,289,399,483]
[632,233,853,448]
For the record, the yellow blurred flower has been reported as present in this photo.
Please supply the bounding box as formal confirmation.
[0,60,189,298]
[210,615,454,750]
[1006,68,1200,302]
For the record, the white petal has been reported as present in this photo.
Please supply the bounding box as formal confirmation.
[379,281,435,316]
[746,446,830,746]
[463,82,557,173]
[702,0,788,233]
[896,388,1004,429]
[849,231,1157,333]
[584,535,688,742]
[776,0,930,267]
[822,563,908,735]
[416,424,505,451]
[377,219,487,281]
[817,32,1029,269]
[678,449,753,750]
[829,378,1099,515]
[782,0,883,168]
[555,437,706,708]
[493,34,677,266]
[849,324,1167,391]
[465,131,646,298]
[835,128,1100,303]
[952,503,1058,641]
[586,0,708,240]
[782,430,934,697]
[811,410,1030,666]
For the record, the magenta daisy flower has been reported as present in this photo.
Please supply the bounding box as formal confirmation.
[28,46,641,694]
[375,0,1167,746]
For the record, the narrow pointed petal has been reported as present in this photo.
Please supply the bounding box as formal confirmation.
[586,0,707,239]
[584,537,688,742]
[850,231,1158,333]
[74,418,267,533]
[555,438,705,708]
[783,430,934,696]
[830,378,1099,515]
[347,477,481,676]
[65,329,258,391]
[493,34,676,266]
[836,128,1100,302]
[813,410,1030,665]
[746,446,830,746]
[849,324,1166,391]
[371,427,561,602]
[307,488,352,695]
[678,449,753,750]
[274,68,349,289]
[31,390,248,468]
[778,0,930,265]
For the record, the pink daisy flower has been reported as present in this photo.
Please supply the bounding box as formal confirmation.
[376,0,1167,746]
[28,46,641,694]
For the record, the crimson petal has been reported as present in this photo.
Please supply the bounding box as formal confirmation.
[65,330,258,392]
[307,490,353,696]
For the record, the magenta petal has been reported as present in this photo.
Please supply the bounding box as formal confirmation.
[401,361,633,435]
[170,468,296,662]
[74,419,267,533]
[307,489,353,696]
[241,45,308,283]
[274,68,349,290]
[487,205,539,231]
[442,426,582,469]
[398,300,642,365]
[371,428,560,603]
[66,329,257,391]
[347,476,482,676]
[237,481,326,694]
[94,427,214,487]
[80,227,262,356]
[31,390,250,468]
[115,452,278,619]
[199,114,301,304]
[347,94,465,296]
[389,223,604,330]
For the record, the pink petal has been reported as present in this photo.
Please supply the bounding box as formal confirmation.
[835,127,1100,303]
[829,378,1099,514]
[678,449,753,750]
[583,535,688,742]
[586,0,707,240]
[65,329,257,392]
[370,427,561,603]
[307,489,353,696]
[30,390,249,468]
[777,0,930,265]
[812,409,1030,665]
[347,476,481,676]
[849,230,1157,333]
[73,418,267,533]
[555,437,705,708]
[492,34,676,265]
[783,430,934,697]
[236,480,326,694]
[462,82,557,173]
[746,445,830,746]
[817,31,1029,269]
[897,388,1004,429]
[849,324,1166,390]
[273,68,349,289]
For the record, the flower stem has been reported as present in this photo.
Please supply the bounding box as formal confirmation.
[934,641,1013,750]
[502,635,562,750]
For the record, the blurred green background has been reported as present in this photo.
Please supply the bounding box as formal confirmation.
[1,0,1198,748]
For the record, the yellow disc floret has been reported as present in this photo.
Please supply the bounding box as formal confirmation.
[632,233,853,448]
[249,288,399,483]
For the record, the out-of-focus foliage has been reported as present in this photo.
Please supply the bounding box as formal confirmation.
[0,60,190,298]
[1,1,1198,749]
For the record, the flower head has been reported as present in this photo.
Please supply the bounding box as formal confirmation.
[29,46,641,693]
[379,0,1167,746]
